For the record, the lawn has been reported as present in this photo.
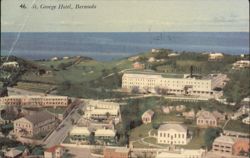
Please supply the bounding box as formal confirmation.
[183,128,206,149]
[45,107,66,114]
[153,112,185,124]
[224,119,250,134]
[129,124,152,141]
[14,82,54,93]
[143,137,157,144]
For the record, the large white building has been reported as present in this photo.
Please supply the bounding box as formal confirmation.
[122,71,227,99]
[83,100,121,122]
[156,149,206,158]
[232,60,250,69]
[158,124,188,145]
[0,95,69,107]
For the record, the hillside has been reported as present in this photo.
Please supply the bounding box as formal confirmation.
[1,50,249,102]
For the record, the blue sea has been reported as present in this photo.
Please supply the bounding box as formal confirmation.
[1,32,249,61]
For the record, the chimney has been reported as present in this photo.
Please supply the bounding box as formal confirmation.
[190,65,193,78]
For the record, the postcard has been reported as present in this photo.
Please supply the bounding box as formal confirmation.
[0,0,249,158]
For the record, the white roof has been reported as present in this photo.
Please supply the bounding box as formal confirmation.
[2,61,19,65]
[243,116,250,122]
[89,109,118,115]
[158,124,187,132]
[4,149,23,157]
[1,95,68,99]
[142,109,154,117]
[95,129,116,137]
[70,127,90,136]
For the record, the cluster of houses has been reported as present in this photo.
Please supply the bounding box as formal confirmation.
[68,100,121,145]
[0,94,71,139]
[231,99,250,125]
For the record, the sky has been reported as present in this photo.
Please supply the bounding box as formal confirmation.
[1,0,249,32]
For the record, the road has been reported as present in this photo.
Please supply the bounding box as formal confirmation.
[44,101,83,148]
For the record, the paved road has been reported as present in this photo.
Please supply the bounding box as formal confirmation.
[44,102,82,148]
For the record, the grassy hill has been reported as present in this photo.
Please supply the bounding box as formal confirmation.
[1,50,249,101]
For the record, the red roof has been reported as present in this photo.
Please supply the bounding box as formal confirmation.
[45,145,63,153]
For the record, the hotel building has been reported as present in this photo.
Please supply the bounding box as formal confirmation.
[122,71,227,99]
[0,95,69,107]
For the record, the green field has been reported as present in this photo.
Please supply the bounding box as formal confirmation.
[15,82,54,93]
[224,119,250,133]
[129,124,152,141]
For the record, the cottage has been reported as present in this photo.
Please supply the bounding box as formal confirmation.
[141,109,154,124]
[212,110,226,122]
[69,126,90,143]
[196,110,217,128]
[44,145,65,158]
[4,148,23,158]
[208,53,224,61]
[182,109,195,119]
[176,105,186,112]
[2,62,19,68]
[232,60,250,69]
[128,56,140,62]
[168,53,180,57]
[95,129,116,145]
[242,116,250,125]
[162,106,171,114]
[132,62,145,69]
[148,57,156,63]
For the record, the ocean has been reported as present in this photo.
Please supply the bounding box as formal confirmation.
[1,32,249,61]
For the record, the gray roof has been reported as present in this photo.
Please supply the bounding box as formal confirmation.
[158,124,187,132]
[214,136,236,144]
[24,111,55,124]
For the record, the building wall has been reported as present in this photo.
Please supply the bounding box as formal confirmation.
[14,117,57,137]
[104,149,129,158]
[141,113,153,124]
[212,142,233,154]
[122,73,225,98]
[0,96,68,107]
[197,117,217,128]
[157,130,187,145]
[44,152,53,158]
[14,119,34,137]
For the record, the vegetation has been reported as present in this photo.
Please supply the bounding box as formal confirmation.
[203,127,222,150]
[224,119,250,133]
[224,69,250,103]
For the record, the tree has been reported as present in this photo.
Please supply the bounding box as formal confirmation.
[131,86,139,94]
[204,128,222,150]
[61,80,72,90]
[88,132,95,145]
